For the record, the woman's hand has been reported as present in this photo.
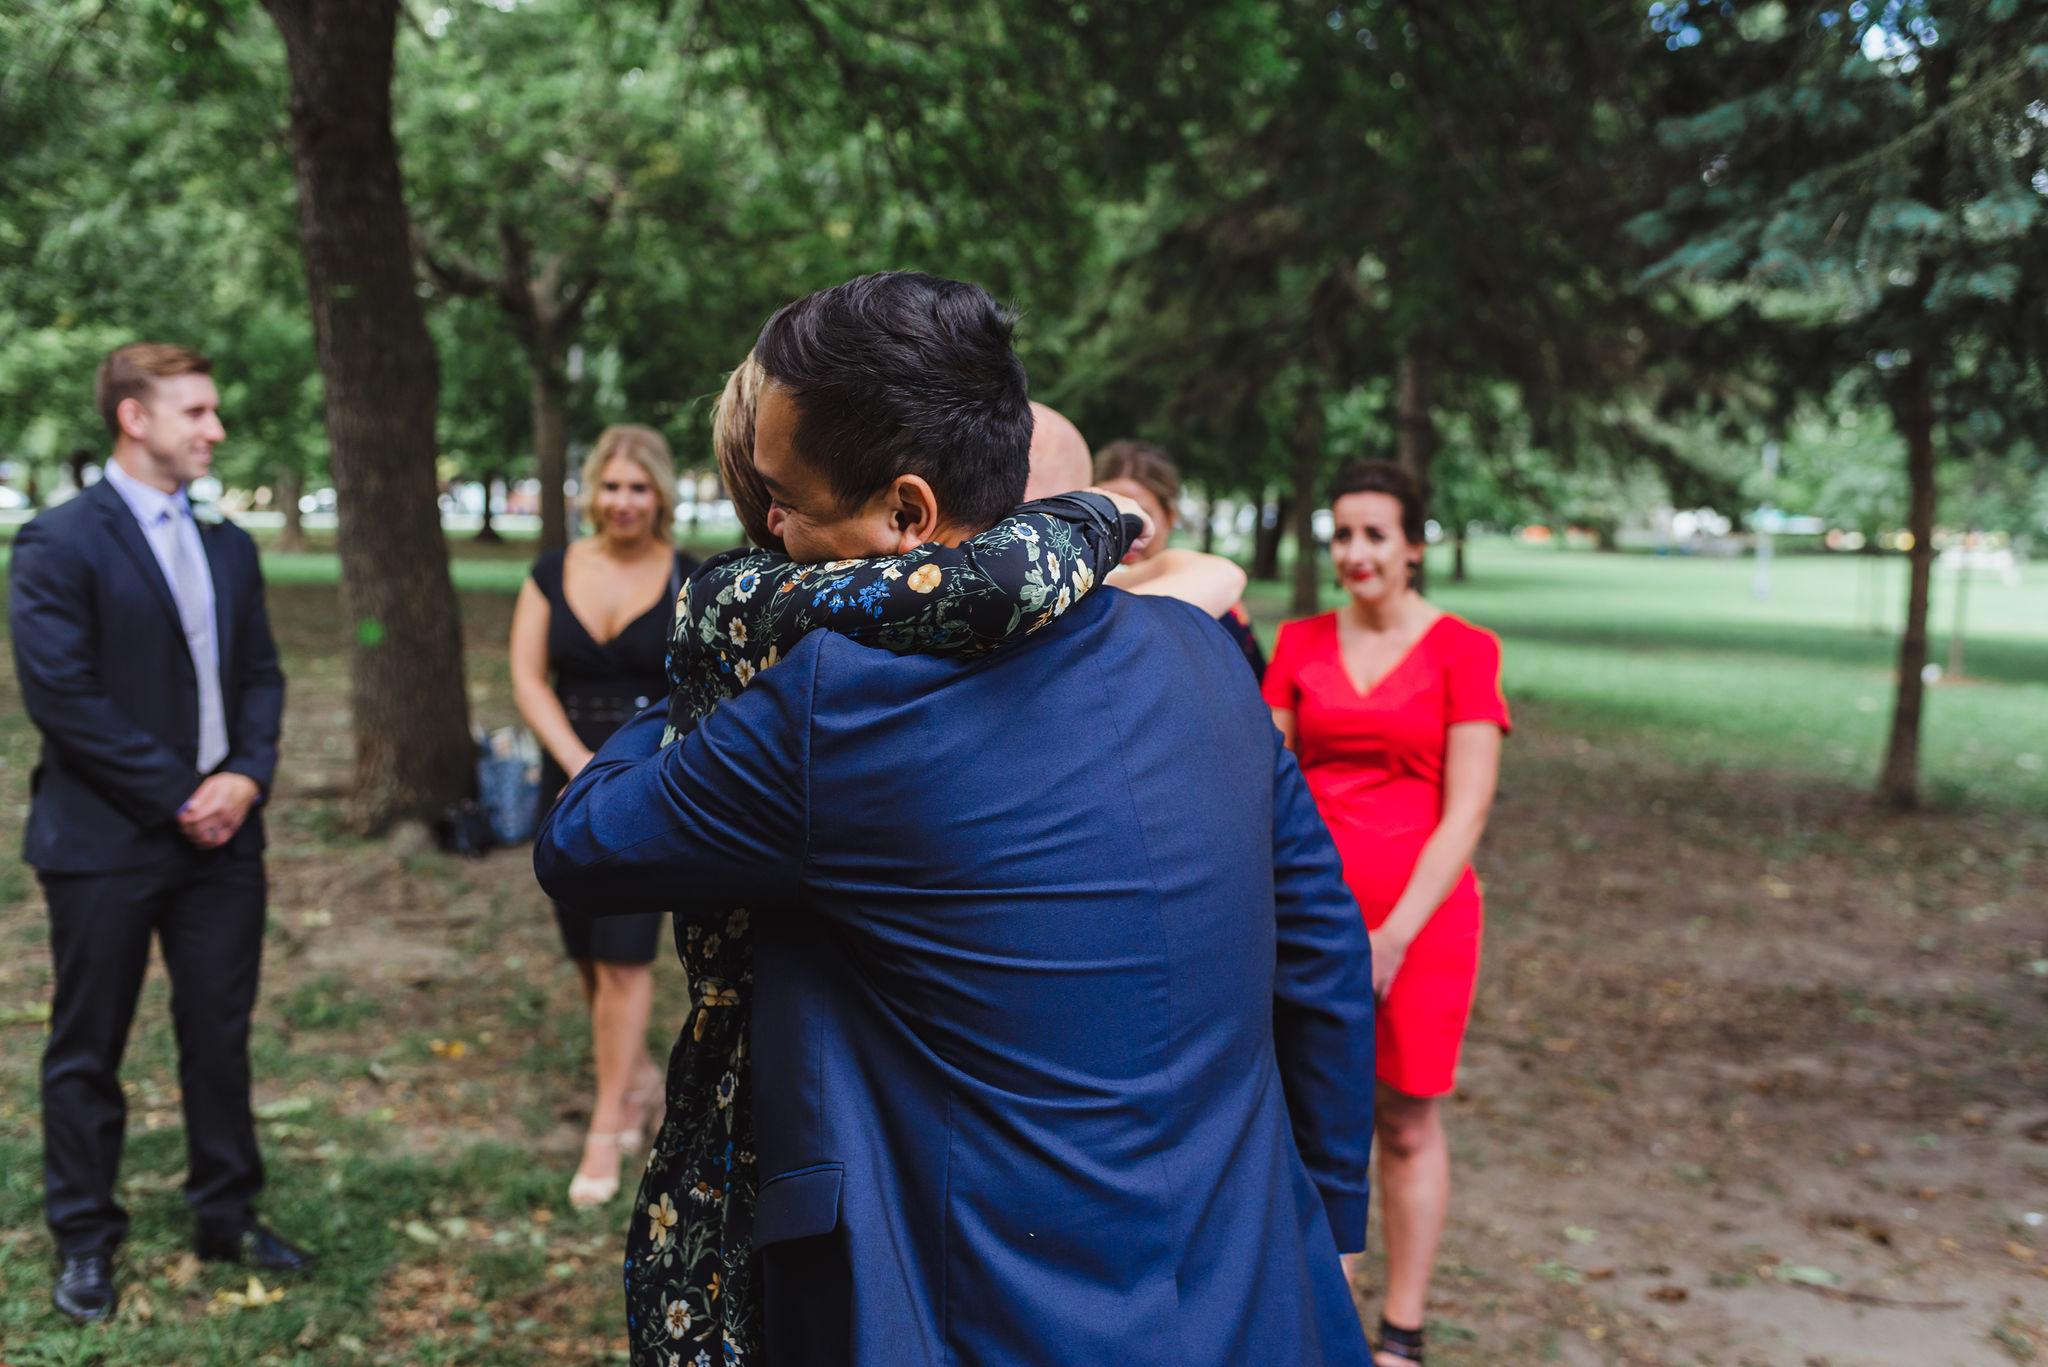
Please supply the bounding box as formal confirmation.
[1082,485,1155,562]
[1369,925,1411,999]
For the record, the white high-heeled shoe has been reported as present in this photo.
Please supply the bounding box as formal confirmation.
[567,1128,642,1210]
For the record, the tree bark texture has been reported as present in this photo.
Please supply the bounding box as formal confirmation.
[1452,531,1467,583]
[1289,383,1325,617]
[1397,341,1438,596]
[264,0,475,830]
[1878,352,1938,812]
[275,464,307,552]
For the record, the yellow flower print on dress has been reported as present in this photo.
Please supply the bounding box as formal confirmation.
[729,618,748,647]
[648,1192,679,1248]
[906,564,944,594]
[665,1299,693,1338]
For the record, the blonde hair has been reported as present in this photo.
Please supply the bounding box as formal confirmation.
[579,425,679,539]
[714,355,781,552]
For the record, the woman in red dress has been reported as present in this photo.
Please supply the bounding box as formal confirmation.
[1261,461,1509,1367]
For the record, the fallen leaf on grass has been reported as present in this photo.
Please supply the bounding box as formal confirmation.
[1585,1266,1615,1281]
[2007,1241,2038,1263]
[1774,1264,1845,1288]
[166,1252,202,1288]
[211,1276,285,1312]
[402,1219,441,1245]
[1537,1258,1582,1286]
[428,1038,468,1060]
[1647,1285,1689,1303]
[1564,1225,1599,1244]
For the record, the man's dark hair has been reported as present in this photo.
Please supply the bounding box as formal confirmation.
[753,272,1031,531]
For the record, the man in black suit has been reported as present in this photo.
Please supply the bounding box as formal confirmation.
[8,342,312,1323]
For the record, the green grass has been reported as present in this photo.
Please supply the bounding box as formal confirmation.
[1242,540,2048,811]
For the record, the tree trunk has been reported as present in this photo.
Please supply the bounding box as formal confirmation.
[1289,383,1325,617]
[264,0,475,832]
[1251,491,1290,582]
[1200,494,1217,554]
[1452,529,1467,582]
[475,471,503,542]
[65,448,93,493]
[275,464,307,552]
[1878,352,1938,812]
[1397,340,1439,595]
[531,351,570,551]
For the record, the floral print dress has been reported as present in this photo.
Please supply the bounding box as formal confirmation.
[624,492,1138,1366]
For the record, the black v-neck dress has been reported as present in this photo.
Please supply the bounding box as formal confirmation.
[531,544,696,964]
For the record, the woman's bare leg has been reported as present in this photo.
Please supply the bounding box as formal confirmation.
[1374,1083,1449,1354]
[576,960,656,1186]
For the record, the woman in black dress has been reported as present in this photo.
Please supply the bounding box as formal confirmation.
[511,424,697,1209]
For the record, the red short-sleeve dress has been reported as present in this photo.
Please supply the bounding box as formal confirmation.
[1261,612,1511,1097]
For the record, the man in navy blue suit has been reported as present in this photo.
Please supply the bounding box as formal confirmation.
[8,344,311,1323]
[537,274,1378,1365]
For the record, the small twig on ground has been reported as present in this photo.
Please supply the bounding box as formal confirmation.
[1782,1281,1964,1311]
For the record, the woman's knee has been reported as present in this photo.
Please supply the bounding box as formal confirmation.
[1375,1094,1441,1160]
[591,960,652,995]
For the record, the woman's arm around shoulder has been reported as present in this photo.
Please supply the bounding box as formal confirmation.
[1109,547,1248,619]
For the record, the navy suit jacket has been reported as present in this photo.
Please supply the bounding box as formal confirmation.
[8,479,284,872]
[537,589,1376,1366]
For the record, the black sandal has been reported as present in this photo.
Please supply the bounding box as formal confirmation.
[1375,1317,1426,1364]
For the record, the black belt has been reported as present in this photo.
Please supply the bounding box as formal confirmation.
[560,694,653,726]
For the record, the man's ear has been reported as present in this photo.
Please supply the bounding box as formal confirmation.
[116,396,150,442]
[885,474,943,551]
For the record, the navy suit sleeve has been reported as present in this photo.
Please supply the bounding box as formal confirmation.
[7,517,198,827]
[533,642,813,919]
[1269,728,1378,1253]
[220,531,284,793]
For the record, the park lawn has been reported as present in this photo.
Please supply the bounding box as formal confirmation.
[1241,540,2048,812]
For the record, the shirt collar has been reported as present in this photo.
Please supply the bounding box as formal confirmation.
[103,458,192,527]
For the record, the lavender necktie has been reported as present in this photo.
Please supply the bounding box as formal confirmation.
[165,508,229,773]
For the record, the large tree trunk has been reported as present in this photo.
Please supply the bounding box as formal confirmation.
[275,464,307,551]
[1289,383,1325,617]
[531,353,570,551]
[1452,529,1467,582]
[264,0,475,831]
[1396,340,1439,596]
[1878,352,1938,812]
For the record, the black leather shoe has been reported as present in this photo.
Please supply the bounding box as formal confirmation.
[53,1253,116,1322]
[195,1222,315,1274]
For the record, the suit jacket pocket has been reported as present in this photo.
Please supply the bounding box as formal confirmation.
[754,1162,842,1247]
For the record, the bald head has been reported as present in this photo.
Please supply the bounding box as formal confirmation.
[1024,402,1092,501]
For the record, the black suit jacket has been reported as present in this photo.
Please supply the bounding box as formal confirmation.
[8,478,285,872]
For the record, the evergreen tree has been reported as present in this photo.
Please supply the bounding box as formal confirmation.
[1632,0,2048,808]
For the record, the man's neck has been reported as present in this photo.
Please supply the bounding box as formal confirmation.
[109,443,182,496]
